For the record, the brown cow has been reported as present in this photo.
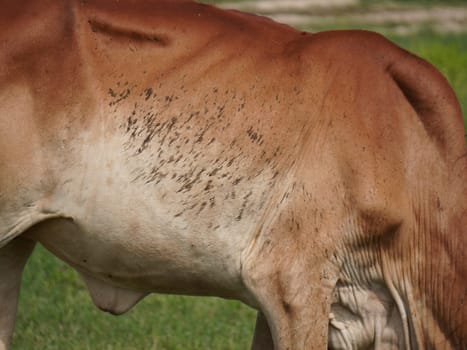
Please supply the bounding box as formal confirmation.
[0,0,465,349]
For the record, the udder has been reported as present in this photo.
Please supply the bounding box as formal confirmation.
[328,281,405,349]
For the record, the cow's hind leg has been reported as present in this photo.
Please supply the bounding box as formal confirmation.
[242,194,340,349]
[243,229,338,349]
[0,237,35,350]
[251,312,274,350]
[245,260,336,349]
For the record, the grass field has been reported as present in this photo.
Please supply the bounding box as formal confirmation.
[11,1,467,350]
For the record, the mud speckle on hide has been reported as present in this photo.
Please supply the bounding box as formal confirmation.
[118,86,282,229]
[208,167,221,177]
[108,88,117,98]
[207,138,216,145]
[195,127,208,143]
[146,166,168,184]
[236,191,252,221]
[198,202,207,214]
[168,134,180,147]
[280,191,290,204]
[247,127,263,145]
[273,146,281,157]
[109,88,131,106]
[176,168,206,193]
[289,215,301,233]
[126,113,137,134]
[182,111,200,126]
[144,88,153,100]
[204,180,213,191]
[165,95,173,104]
[282,301,292,314]
[128,112,181,155]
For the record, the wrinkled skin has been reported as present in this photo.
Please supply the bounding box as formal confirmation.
[0,1,466,349]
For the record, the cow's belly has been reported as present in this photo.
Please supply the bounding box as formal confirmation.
[25,213,258,313]
[31,218,226,291]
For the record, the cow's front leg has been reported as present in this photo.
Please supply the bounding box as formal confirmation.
[0,237,35,350]
[251,312,274,350]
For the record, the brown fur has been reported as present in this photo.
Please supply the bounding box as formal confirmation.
[0,1,465,349]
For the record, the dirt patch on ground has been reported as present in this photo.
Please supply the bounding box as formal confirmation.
[218,1,467,34]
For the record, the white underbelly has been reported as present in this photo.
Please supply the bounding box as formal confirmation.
[27,141,275,309]
[28,208,252,300]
